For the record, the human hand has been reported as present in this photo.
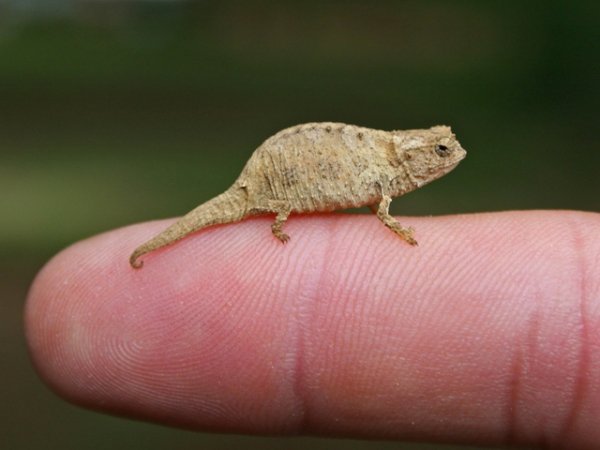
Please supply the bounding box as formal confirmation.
[25,211,600,448]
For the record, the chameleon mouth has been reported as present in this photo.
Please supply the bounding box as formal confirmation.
[431,150,466,176]
[446,146,467,165]
[441,157,464,171]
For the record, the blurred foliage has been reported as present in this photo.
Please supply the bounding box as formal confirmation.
[1,0,598,261]
[1,1,598,449]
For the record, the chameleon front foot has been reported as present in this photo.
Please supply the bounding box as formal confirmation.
[394,226,418,246]
[374,195,419,246]
[384,222,418,246]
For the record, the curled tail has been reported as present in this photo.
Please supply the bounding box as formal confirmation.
[130,186,247,268]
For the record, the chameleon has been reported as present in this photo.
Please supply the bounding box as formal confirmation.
[130,122,466,268]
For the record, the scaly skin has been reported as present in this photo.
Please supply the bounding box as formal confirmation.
[130,122,466,268]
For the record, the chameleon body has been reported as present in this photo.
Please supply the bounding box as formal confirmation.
[130,122,466,268]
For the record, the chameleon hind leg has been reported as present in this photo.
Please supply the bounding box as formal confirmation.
[271,202,291,243]
[250,200,292,243]
[371,195,418,245]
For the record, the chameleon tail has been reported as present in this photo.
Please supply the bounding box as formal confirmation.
[129,186,247,269]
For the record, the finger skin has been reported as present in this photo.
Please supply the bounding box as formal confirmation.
[25,211,600,448]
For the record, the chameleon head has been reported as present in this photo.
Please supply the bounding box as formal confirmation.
[392,125,467,188]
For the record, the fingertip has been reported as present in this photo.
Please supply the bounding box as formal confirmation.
[24,224,163,406]
[25,239,99,402]
[23,220,306,431]
[23,211,600,447]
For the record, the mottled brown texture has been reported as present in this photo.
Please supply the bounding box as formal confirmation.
[130,122,467,268]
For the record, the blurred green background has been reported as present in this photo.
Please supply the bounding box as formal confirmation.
[2,1,598,449]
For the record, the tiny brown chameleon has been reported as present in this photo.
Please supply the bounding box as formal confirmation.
[130,122,466,268]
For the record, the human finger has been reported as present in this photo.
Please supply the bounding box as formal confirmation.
[25,211,600,448]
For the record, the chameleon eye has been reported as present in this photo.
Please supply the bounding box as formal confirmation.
[435,144,451,157]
